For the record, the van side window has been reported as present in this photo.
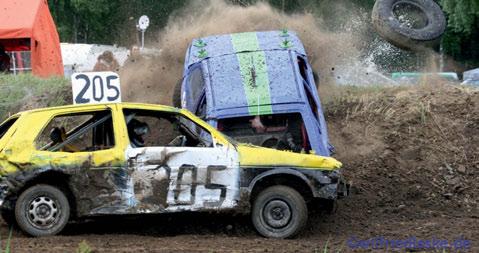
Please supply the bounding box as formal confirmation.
[196,94,207,119]
[187,65,205,104]
[304,86,319,120]
[0,117,18,139]
[297,56,309,84]
[123,109,213,148]
[35,110,115,152]
[297,56,319,119]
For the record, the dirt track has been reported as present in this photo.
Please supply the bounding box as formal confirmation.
[3,83,478,252]
[2,208,477,252]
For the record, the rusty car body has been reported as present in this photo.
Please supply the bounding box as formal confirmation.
[0,103,346,238]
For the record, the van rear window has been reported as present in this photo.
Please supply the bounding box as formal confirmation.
[0,117,18,139]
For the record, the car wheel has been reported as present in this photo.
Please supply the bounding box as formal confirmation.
[15,184,70,237]
[372,0,446,50]
[172,80,182,108]
[252,185,308,238]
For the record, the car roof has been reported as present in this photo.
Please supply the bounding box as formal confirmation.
[186,30,306,67]
[206,50,305,112]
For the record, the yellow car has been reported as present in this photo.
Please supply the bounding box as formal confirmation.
[0,103,347,238]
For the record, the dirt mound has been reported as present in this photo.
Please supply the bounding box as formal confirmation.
[324,82,478,220]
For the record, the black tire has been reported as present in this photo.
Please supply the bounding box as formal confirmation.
[372,0,446,51]
[15,184,70,237]
[252,185,308,238]
[172,80,182,108]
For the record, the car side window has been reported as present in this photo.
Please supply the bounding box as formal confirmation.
[304,86,319,120]
[35,110,115,152]
[196,94,207,119]
[297,56,319,120]
[297,56,309,83]
[123,109,213,148]
[187,65,205,104]
[0,117,18,140]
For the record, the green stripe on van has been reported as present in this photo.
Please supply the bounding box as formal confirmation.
[231,32,272,115]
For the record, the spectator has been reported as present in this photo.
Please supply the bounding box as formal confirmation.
[93,50,119,72]
[0,45,11,73]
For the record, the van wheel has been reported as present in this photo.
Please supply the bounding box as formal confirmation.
[15,185,70,237]
[252,185,307,238]
[372,0,446,50]
[172,80,182,108]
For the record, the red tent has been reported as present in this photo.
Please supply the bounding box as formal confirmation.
[0,0,63,77]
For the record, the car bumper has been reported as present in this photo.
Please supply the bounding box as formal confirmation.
[305,169,349,199]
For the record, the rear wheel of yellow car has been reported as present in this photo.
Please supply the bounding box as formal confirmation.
[252,185,307,238]
[15,184,70,237]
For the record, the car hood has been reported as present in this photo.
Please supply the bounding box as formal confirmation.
[236,143,342,170]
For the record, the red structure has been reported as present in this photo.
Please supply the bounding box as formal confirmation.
[0,0,63,77]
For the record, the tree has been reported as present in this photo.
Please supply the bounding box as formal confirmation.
[441,0,479,34]
[440,0,479,67]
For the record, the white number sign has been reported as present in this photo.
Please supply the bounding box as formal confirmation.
[71,72,121,104]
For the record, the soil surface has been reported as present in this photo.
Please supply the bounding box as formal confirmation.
[3,83,478,252]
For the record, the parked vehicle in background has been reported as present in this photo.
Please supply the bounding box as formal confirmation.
[175,30,334,157]
[0,103,346,238]
[391,72,459,84]
[462,68,479,86]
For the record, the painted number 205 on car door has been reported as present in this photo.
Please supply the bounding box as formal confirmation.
[122,107,240,212]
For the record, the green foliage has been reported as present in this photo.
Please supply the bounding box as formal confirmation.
[47,0,478,67]
[48,0,188,45]
[0,74,69,119]
[0,228,13,253]
[441,0,479,34]
[440,0,479,66]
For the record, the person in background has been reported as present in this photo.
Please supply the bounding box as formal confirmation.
[93,50,119,72]
[0,45,11,73]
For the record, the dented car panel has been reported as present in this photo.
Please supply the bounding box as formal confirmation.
[0,102,344,219]
[237,144,341,169]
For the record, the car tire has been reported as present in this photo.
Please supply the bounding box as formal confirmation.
[15,184,70,237]
[252,185,308,238]
[172,80,182,108]
[372,0,446,50]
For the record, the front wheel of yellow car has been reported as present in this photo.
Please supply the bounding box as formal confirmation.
[15,185,70,237]
[252,185,308,238]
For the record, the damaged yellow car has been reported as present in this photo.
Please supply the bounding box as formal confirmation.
[0,103,347,238]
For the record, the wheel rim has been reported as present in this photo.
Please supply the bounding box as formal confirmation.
[27,196,61,230]
[262,199,292,229]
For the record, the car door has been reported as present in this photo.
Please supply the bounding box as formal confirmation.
[121,107,240,213]
[31,106,128,216]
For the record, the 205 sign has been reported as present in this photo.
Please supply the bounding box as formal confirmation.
[71,72,121,104]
